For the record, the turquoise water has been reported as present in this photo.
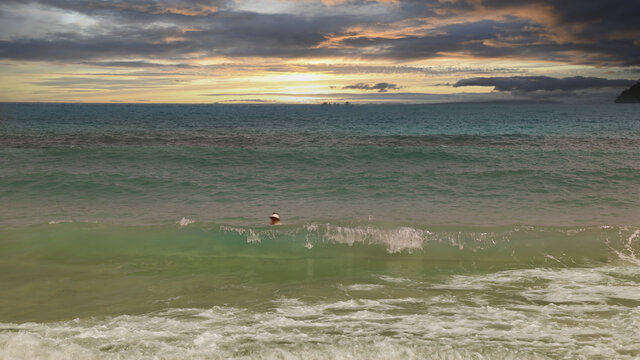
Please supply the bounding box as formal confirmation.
[1,103,639,359]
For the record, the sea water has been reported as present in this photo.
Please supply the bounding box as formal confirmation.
[0,103,639,359]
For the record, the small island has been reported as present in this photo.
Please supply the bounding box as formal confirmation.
[615,82,640,103]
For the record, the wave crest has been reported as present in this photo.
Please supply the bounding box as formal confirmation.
[3,222,639,266]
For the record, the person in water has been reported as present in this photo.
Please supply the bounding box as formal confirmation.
[269,212,281,225]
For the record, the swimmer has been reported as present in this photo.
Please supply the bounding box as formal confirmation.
[269,212,281,225]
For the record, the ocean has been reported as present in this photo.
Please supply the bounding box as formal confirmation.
[1,103,639,359]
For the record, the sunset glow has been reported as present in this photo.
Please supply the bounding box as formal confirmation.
[1,0,638,103]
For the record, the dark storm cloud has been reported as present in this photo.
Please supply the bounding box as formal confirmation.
[478,0,640,32]
[0,0,229,16]
[453,76,636,92]
[0,19,321,61]
[0,0,639,66]
[341,17,640,65]
[343,82,401,92]
[0,37,191,61]
[464,0,640,65]
[180,11,346,58]
[0,8,363,60]
[342,19,540,59]
[349,0,640,65]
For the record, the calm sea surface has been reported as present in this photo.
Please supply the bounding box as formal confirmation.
[1,103,639,359]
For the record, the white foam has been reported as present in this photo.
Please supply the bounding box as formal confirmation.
[304,223,319,232]
[220,226,262,243]
[177,217,194,227]
[320,225,427,253]
[611,229,640,266]
[2,291,639,360]
[378,275,412,283]
[339,283,386,291]
[47,220,73,224]
[2,266,640,359]
[309,223,537,254]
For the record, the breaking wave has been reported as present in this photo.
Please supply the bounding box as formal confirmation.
[2,221,639,267]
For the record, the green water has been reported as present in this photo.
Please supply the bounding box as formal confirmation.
[1,222,636,322]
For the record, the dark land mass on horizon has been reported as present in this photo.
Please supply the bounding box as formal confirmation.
[615,82,640,103]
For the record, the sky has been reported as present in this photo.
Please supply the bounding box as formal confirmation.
[0,0,639,104]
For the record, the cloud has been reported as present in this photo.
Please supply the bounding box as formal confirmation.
[199,90,545,104]
[0,0,229,17]
[1,0,640,107]
[477,0,640,33]
[343,82,401,92]
[468,0,640,65]
[0,9,356,61]
[305,64,524,75]
[453,76,636,92]
[81,61,194,68]
[201,91,481,103]
[0,0,639,66]
[33,76,186,90]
